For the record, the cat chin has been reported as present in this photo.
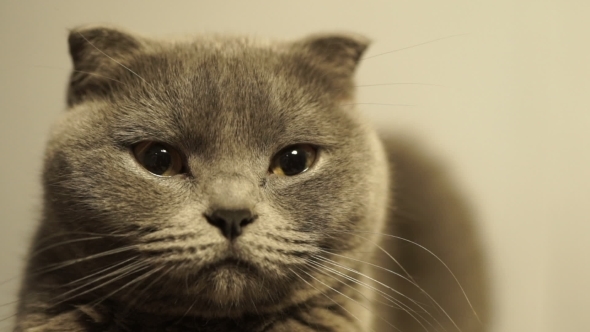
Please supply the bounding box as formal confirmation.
[203,265,256,304]
[160,257,273,304]
[129,265,292,318]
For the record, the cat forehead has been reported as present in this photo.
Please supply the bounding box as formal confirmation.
[66,30,366,154]
[97,52,347,155]
[108,85,347,158]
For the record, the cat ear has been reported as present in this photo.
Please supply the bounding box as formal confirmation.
[294,33,370,77]
[67,26,144,106]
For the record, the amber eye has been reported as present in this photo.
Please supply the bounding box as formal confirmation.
[132,141,184,176]
[270,144,318,176]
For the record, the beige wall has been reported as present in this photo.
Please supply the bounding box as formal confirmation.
[0,1,588,331]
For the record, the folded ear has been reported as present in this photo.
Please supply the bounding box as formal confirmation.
[293,33,370,78]
[67,26,144,106]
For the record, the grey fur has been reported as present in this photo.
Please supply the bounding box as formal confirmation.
[16,27,488,331]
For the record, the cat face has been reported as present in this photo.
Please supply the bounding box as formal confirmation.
[41,27,389,316]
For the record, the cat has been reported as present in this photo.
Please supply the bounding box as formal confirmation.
[15,26,488,331]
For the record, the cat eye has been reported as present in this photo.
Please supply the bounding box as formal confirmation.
[270,144,318,176]
[132,141,184,176]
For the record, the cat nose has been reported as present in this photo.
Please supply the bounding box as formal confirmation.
[205,209,256,240]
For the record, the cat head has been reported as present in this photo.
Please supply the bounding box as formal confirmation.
[41,26,389,316]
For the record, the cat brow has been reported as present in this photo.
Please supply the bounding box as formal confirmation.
[110,125,177,146]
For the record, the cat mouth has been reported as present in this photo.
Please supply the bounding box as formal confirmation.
[193,257,260,279]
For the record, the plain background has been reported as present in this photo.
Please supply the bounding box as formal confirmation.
[0,1,588,331]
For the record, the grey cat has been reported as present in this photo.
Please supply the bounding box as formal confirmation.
[15,26,488,331]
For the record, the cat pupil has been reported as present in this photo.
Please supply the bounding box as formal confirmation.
[279,148,308,176]
[143,144,172,175]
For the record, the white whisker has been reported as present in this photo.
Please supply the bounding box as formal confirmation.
[288,267,374,332]
[306,258,433,332]
[312,254,445,331]
[31,245,137,276]
[91,266,164,307]
[121,265,173,314]
[31,236,104,257]
[61,256,139,287]
[331,229,481,325]
[54,260,149,304]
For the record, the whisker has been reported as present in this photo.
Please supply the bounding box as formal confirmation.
[71,69,128,85]
[312,254,445,331]
[341,103,415,107]
[331,230,481,324]
[53,260,149,304]
[31,230,128,248]
[91,265,164,307]
[316,249,414,286]
[33,65,127,85]
[308,257,439,331]
[30,245,137,276]
[295,266,401,332]
[0,276,20,287]
[361,34,469,60]
[30,236,104,257]
[176,296,199,324]
[61,256,139,287]
[0,313,17,325]
[250,298,260,316]
[306,259,433,332]
[324,231,416,284]
[122,265,173,313]
[309,257,407,306]
[355,83,442,88]
[318,232,450,331]
[0,301,16,309]
[306,259,396,309]
[288,267,374,332]
[296,265,400,332]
